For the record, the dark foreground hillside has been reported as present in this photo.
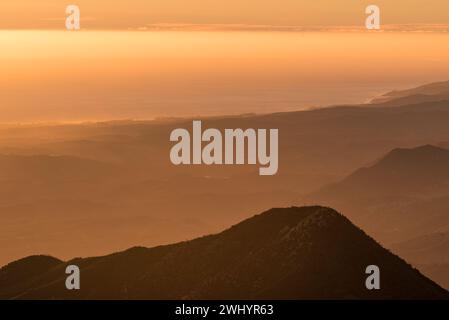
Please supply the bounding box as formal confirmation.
[0,206,447,300]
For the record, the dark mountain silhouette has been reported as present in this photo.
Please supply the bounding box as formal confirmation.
[2,91,449,267]
[303,145,449,289]
[0,255,62,297]
[0,206,447,300]
[419,263,449,293]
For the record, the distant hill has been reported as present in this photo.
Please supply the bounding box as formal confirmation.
[304,145,449,242]
[2,91,449,268]
[303,145,449,290]
[310,145,449,201]
[392,231,449,291]
[372,93,449,108]
[0,255,62,285]
[393,231,449,265]
[0,206,447,300]
[370,80,449,105]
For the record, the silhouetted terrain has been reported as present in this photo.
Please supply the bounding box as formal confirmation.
[0,206,447,300]
[304,145,449,289]
[393,231,449,265]
[305,145,449,243]
[1,81,449,273]
[0,255,62,291]
[393,231,449,291]
[419,263,449,292]
[371,92,449,108]
[370,80,449,105]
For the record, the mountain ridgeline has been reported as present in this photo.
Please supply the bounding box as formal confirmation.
[303,145,449,290]
[369,80,449,106]
[304,145,449,242]
[2,83,449,267]
[0,206,447,300]
[1,81,449,299]
[308,145,449,202]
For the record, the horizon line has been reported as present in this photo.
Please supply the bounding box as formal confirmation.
[2,23,449,33]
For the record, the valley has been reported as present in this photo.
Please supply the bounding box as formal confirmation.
[1,80,449,292]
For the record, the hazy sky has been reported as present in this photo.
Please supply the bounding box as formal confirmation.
[0,0,448,29]
[1,1,449,122]
[1,30,449,122]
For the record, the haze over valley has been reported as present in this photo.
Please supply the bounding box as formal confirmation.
[1,81,449,295]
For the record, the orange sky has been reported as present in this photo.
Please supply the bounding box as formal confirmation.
[1,30,449,122]
[0,0,448,29]
[0,1,448,122]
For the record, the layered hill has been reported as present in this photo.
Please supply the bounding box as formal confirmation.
[305,145,449,243]
[303,145,449,289]
[1,86,449,267]
[393,231,449,291]
[393,231,449,265]
[0,206,446,300]
[370,80,449,105]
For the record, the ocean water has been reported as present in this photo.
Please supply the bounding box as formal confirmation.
[1,30,449,122]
